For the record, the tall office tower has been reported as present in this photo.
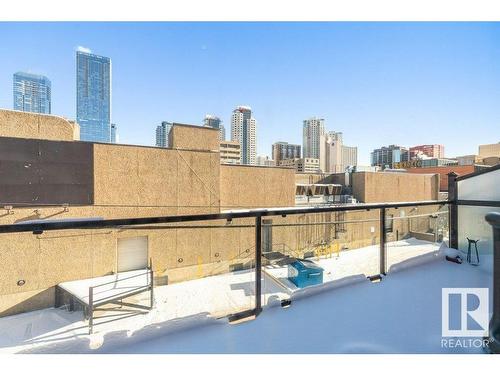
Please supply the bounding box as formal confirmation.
[342,145,358,168]
[272,141,301,164]
[110,123,118,143]
[156,121,173,148]
[320,131,344,173]
[409,144,445,159]
[13,72,51,114]
[371,145,409,168]
[204,115,226,141]
[76,50,111,142]
[231,106,257,165]
[303,117,325,159]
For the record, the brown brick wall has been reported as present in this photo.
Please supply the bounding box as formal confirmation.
[405,166,475,191]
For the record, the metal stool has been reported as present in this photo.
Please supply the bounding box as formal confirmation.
[466,237,480,265]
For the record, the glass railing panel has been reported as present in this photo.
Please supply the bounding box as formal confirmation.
[261,209,380,304]
[458,205,498,276]
[0,217,256,343]
[144,217,256,320]
[385,204,449,273]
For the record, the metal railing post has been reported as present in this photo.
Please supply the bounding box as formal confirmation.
[448,172,458,249]
[149,258,154,310]
[380,208,386,275]
[486,212,500,354]
[88,286,93,335]
[255,215,262,315]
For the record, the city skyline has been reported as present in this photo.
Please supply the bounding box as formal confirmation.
[0,22,499,164]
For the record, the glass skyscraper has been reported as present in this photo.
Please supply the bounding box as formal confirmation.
[13,72,51,114]
[76,51,111,143]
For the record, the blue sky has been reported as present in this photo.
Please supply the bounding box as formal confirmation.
[0,22,499,164]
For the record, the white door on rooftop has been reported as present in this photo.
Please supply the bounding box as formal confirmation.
[117,236,148,272]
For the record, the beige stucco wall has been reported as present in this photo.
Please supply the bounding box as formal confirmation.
[220,165,295,209]
[0,109,79,141]
[0,144,298,316]
[169,123,219,152]
[93,143,221,215]
[352,172,439,203]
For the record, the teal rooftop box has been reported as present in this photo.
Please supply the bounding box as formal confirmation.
[288,260,324,288]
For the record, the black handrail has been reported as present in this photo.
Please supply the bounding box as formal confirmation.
[0,200,449,235]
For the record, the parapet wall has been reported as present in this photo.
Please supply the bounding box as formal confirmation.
[169,123,220,152]
[93,143,221,215]
[0,109,80,141]
[220,164,295,209]
[352,172,439,203]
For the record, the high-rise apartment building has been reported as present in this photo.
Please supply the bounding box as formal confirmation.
[342,145,358,168]
[156,121,173,148]
[272,141,301,164]
[13,72,51,114]
[110,123,118,143]
[303,117,325,159]
[204,115,225,141]
[371,145,409,168]
[76,50,111,143]
[231,106,257,165]
[409,144,445,159]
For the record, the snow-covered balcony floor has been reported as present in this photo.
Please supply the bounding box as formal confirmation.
[0,241,492,354]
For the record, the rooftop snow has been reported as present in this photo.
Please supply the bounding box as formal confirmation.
[0,239,492,354]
